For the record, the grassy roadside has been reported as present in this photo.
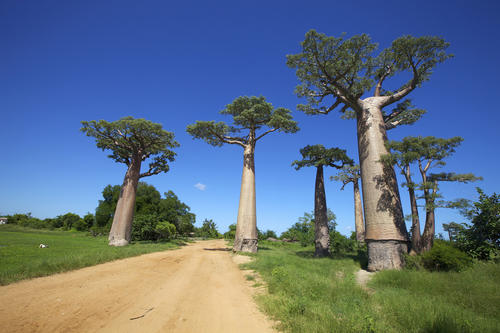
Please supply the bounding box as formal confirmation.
[0,225,185,285]
[242,241,500,333]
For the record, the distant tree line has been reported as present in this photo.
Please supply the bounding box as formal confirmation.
[3,182,205,242]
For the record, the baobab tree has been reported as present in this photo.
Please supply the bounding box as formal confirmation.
[287,30,452,270]
[186,96,298,253]
[384,136,481,252]
[81,117,179,246]
[292,145,353,257]
[332,165,365,243]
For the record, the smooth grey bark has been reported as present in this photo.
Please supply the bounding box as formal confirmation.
[419,163,436,253]
[353,179,365,243]
[399,165,422,254]
[355,98,408,270]
[108,157,141,246]
[233,143,258,253]
[314,165,330,257]
[421,179,437,253]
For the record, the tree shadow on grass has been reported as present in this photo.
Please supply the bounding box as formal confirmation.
[295,249,368,269]
[421,315,473,333]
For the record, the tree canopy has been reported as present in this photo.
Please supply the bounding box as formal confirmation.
[94,182,195,240]
[186,96,299,147]
[287,30,452,116]
[292,145,353,170]
[331,164,361,190]
[81,116,179,177]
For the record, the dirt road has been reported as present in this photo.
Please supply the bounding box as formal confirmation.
[0,239,275,332]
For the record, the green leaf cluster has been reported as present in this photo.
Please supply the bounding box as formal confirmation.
[292,144,353,170]
[186,96,298,147]
[81,116,179,177]
[287,29,452,115]
[456,189,500,260]
[94,182,195,240]
[331,164,360,190]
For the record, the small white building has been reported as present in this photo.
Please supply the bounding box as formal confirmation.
[0,217,7,224]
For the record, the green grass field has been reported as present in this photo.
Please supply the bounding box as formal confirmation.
[242,241,500,333]
[0,225,184,285]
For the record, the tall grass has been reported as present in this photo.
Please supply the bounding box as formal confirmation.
[0,225,184,285]
[243,241,500,333]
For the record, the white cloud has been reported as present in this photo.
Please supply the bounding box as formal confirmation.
[194,182,207,191]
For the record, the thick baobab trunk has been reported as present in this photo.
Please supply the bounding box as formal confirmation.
[314,165,330,257]
[356,99,408,271]
[108,157,141,246]
[233,144,258,253]
[408,185,422,254]
[353,180,365,243]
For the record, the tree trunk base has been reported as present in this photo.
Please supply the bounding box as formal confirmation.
[233,238,258,253]
[108,238,130,247]
[367,240,407,271]
[314,246,330,258]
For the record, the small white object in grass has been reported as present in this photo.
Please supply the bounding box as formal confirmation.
[39,244,48,248]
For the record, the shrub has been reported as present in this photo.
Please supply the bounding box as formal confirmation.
[155,221,177,240]
[330,231,358,255]
[456,189,499,260]
[421,240,473,272]
[224,224,236,239]
[403,253,424,270]
[74,219,88,231]
[132,214,160,241]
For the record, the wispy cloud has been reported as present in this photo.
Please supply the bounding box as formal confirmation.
[194,182,207,191]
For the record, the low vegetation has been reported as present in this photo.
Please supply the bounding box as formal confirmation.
[0,225,184,285]
[241,240,500,333]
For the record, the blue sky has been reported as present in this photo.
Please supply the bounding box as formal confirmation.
[1,0,499,236]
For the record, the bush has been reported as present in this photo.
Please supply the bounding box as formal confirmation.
[403,253,424,270]
[155,221,177,240]
[330,231,358,255]
[224,224,236,239]
[132,214,159,241]
[421,240,473,272]
[456,189,499,260]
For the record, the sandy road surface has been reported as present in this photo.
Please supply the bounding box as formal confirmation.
[0,239,275,333]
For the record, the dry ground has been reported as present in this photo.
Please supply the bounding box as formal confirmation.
[0,239,275,333]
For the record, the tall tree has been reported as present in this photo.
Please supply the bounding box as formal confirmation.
[332,165,365,243]
[382,137,424,254]
[292,145,353,257]
[81,117,179,246]
[287,30,452,270]
[385,136,481,252]
[421,172,481,251]
[187,96,298,252]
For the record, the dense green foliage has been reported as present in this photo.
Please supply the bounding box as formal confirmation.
[0,225,183,285]
[456,189,500,260]
[280,211,337,247]
[223,224,237,239]
[291,145,353,170]
[155,221,177,240]
[6,212,94,231]
[95,182,196,240]
[287,30,451,122]
[6,182,195,242]
[420,240,473,272]
[243,240,500,332]
[195,219,221,238]
[186,96,299,148]
[81,116,179,177]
